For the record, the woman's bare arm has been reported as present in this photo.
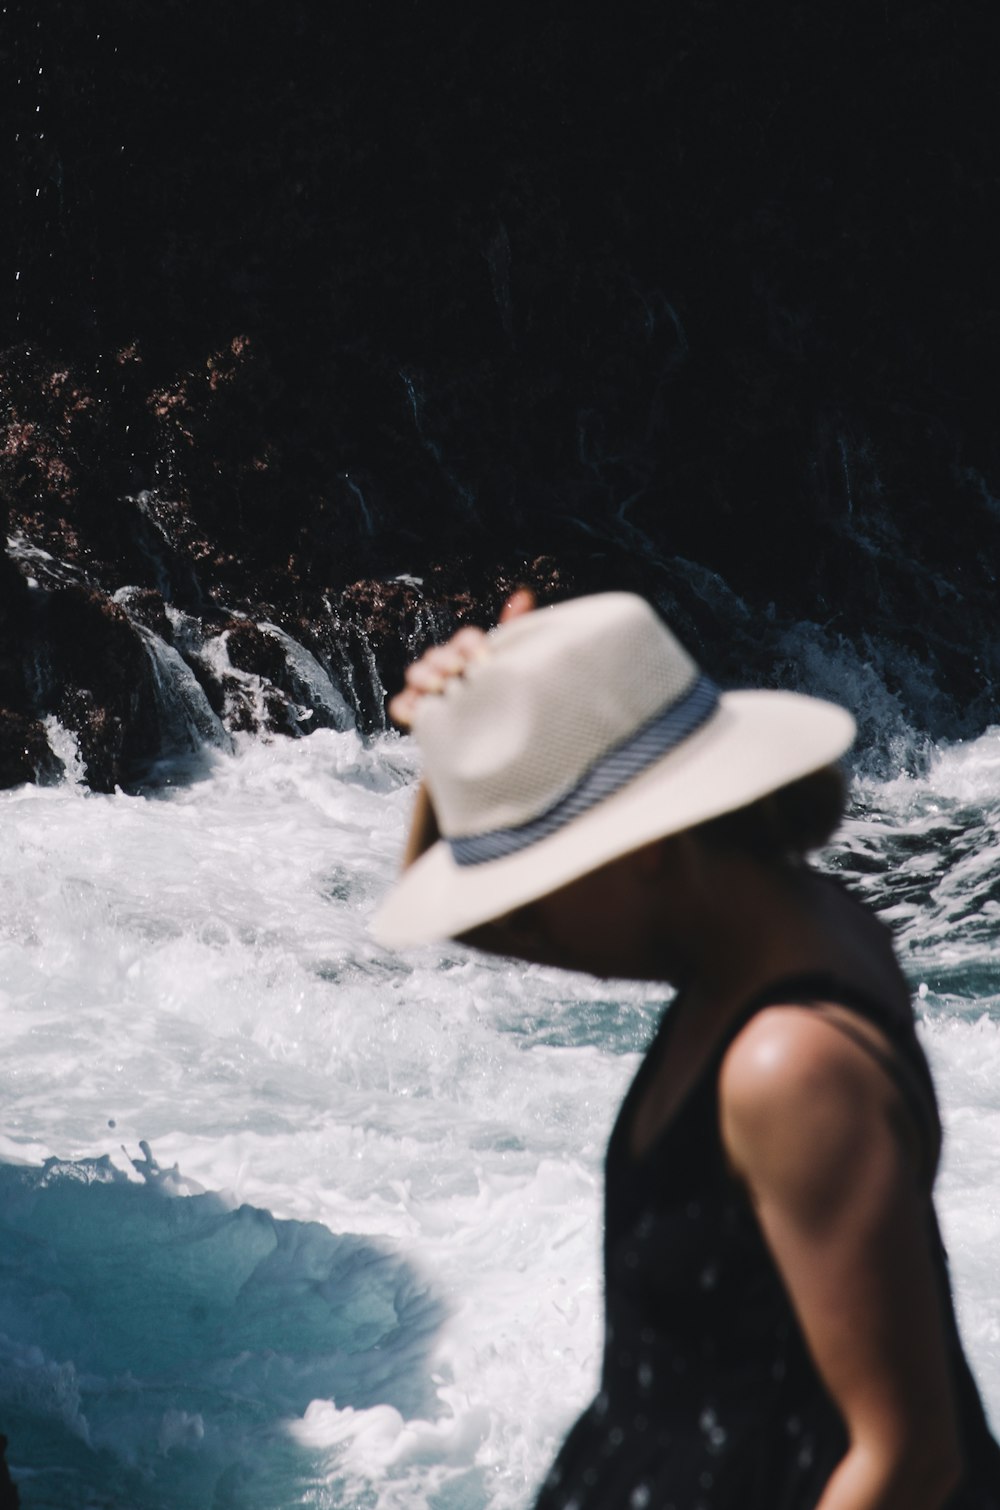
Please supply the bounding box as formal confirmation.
[720,1006,964,1510]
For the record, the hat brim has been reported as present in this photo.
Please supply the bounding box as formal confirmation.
[371,690,855,949]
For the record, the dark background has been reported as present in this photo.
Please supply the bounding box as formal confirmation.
[2,1,999,787]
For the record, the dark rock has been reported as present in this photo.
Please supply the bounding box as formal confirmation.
[195,622,302,737]
[0,2,998,784]
[262,685,301,738]
[318,558,583,734]
[0,1431,19,1509]
[113,586,173,642]
[0,564,32,715]
[38,588,160,792]
[0,709,62,787]
[56,687,127,793]
[222,621,292,687]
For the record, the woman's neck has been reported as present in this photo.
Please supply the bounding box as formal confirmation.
[656,852,849,1008]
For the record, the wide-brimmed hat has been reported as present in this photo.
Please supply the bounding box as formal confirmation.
[373,592,855,948]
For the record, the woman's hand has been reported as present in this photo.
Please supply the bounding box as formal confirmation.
[720,1008,964,1509]
[389,589,534,869]
[388,588,534,728]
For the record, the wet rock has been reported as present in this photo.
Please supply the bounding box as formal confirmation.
[319,558,581,733]
[222,621,292,688]
[0,709,63,788]
[1,2,998,784]
[0,1431,19,1509]
[38,588,160,792]
[211,671,299,740]
[190,622,299,738]
[0,563,32,714]
[114,586,173,642]
[55,688,127,793]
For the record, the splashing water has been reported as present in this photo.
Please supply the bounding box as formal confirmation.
[0,722,998,1507]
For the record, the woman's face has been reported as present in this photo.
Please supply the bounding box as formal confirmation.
[480,837,706,982]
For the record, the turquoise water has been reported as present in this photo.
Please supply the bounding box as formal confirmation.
[1,724,998,1507]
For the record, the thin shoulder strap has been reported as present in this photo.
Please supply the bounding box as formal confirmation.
[807,1006,941,1181]
[738,973,942,1183]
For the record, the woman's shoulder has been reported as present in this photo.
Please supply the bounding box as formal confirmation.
[718,1001,926,1203]
[721,1000,897,1114]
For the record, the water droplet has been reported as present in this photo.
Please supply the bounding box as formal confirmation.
[107,1118,116,1128]
[786,1414,801,1436]
[918,981,928,999]
[630,1486,651,1509]
[699,1263,718,1289]
[637,1361,653,1389]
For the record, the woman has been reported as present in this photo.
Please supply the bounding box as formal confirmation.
[374,590,1000,1509]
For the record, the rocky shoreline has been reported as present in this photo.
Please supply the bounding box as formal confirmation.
[3,2,999,790]
[2,323,997,791]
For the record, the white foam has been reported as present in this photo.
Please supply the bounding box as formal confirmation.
[1,726,998,1504]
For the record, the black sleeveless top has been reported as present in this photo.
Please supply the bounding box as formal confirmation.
[532,972,1000,1510]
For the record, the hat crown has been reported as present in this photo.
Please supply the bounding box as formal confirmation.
[415,594,699,839]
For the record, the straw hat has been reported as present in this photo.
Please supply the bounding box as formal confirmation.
[373,593,855,948]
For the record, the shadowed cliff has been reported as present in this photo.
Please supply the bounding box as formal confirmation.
[2,1,998,786]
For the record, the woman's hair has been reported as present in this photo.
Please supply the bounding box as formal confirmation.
[697,764,847,863]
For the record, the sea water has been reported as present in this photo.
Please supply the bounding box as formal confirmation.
[0,723,998,1508]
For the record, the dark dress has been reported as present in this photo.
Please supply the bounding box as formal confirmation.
[532,971,1000,1510]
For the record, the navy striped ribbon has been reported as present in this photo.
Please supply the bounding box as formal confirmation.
[449,673,720,866]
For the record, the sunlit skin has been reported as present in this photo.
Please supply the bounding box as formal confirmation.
[390,594,965,1510]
